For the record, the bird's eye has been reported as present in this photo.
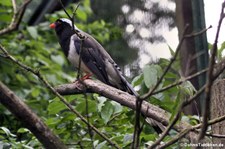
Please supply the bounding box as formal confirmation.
[56,21,61,24]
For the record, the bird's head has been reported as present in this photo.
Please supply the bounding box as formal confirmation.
[49,18,80,33]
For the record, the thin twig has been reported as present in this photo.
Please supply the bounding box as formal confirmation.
[58,0,73,22]
[140,24,189,100]
[157,113,225,149]
[152,68,207,95]
[157,129,190,149]
[58,0,84,80]
[57,2,95,145]
[132,25,189,148]
[140,24,211,100]
[148,83,205,149]
[85,94,94,148]
[132,98,142,148]
[72,2,81,32]
[148,107,181,149]
[133,25,189,148]
[149,57,225,148]
[0,44,121,149]
[184,25,212,38]
[205,133,225,138]
[145,25,213,148]
[198,1,225,140]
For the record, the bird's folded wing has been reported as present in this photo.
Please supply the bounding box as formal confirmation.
[73,35,110,84]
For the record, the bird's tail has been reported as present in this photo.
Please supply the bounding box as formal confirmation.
[119,73,165,133]
[125,80,139,97]
[119,74,139,97]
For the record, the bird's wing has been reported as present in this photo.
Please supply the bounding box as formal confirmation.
[72,35,110,84]
[73,33,138,96]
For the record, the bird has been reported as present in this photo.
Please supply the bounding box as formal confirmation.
[50,18,138,96]
[50,18,166,133]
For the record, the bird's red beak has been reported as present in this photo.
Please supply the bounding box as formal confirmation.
[49,23,56,29]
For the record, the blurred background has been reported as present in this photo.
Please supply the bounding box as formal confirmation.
[21,0,177,76]
[17,0,225,77]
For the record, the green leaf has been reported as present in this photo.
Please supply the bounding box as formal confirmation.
[168,44,175,56]
[27,26,38,39]
[111,101,122,114]
[48,98,67,115]
[97,96,107,112]
[181,81,196,96]
[95,141,107,149]
[76,8,87,21]
[101,101,114,124]
[45,117,61,126]
[31,88,40,97]
[76,99,97,114]
[0,1,12,6]
[17,128,30,133]
[0,127,16,137]
[132,74,143,87]
[143,65,158,88]
[0,14,12,22]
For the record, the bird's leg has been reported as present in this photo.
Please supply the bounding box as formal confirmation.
[73,73,92,83]
[72,73,92,90]
[80,73,92,81]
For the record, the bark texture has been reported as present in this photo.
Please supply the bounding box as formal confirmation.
[211,79,225,145]
[55,79,191,131]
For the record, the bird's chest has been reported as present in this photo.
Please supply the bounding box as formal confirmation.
[68,39,91,73]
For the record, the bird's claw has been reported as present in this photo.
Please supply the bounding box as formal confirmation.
[80,73,92,81]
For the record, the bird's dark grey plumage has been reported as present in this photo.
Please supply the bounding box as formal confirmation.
[50,18,166,133]
[50,18,138,96]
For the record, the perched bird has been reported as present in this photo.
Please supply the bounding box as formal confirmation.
[50,18,138,96]
[50,18,165,133]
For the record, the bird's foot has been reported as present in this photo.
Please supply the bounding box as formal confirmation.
[72,73,92,83]
[80,73,92,81]
[72,73,92,90]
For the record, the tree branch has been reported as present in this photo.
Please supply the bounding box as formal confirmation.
[0,0,31,36]
[0,81,67,149]
[55,79,192,131]
[140,25,189,100]
[198,1,225,140]
[0,44,120,149]
[152,56,225,95]
[148,84,205,149]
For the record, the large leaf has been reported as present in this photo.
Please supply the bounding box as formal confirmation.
[100,101,114,124]
[0,127,16,137]
[143,65,158,88]
[0,1,12,6]
[97,96,107,112]
[47,98,67,115]
[76,98,97,114]
[111,101,123,114]
[95,141,108,149]
[27,26,38,39]
[132,73,144,87]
